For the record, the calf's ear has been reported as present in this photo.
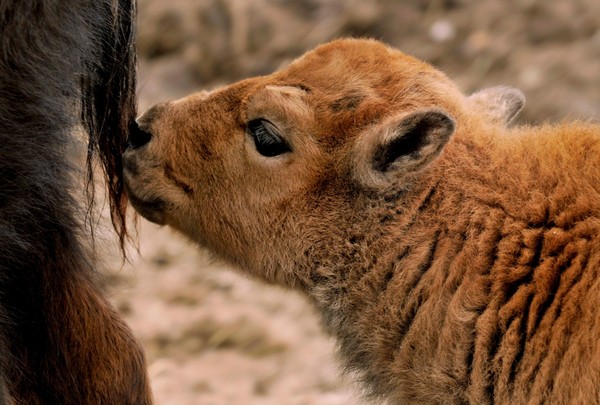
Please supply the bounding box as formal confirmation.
[467,86,525,125]
[353,109,455,190]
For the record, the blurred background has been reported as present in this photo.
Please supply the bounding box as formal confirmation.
[106,1,600,404]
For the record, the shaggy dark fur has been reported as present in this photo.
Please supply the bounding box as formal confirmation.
[0,1,151,403]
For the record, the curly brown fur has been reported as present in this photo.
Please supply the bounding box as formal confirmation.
[0,1,150,403]
[124,38,599,404]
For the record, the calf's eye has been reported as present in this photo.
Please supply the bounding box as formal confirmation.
[247,119,291,157]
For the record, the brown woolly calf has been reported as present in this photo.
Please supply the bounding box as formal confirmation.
[123,38,600,404]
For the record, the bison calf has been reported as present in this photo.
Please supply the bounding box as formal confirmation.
[124,38,599,404]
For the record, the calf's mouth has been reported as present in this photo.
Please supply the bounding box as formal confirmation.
[123,181,167,225]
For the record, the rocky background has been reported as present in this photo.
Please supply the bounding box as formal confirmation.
[105,1,600,404]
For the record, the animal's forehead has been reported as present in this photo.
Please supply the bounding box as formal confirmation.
[261,40,456,142]
[272,39,431,95]
[178,39,462,146]
[198,39,453,109]
[197,39,433,103]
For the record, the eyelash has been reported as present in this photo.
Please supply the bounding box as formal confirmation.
[247,119,291,157]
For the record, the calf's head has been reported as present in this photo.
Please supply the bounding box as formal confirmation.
[123,38,521,286]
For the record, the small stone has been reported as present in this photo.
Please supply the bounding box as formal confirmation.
[430,20,456,43]
[464,30,491,55]
[519,67,544,89]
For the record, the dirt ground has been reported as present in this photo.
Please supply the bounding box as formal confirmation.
[104,1,600,404]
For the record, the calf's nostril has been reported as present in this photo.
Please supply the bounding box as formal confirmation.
[127,120,152,149]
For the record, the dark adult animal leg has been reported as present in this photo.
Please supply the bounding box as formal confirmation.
[0,1,152,403]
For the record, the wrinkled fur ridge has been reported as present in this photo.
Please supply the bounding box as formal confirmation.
[0,1,151,403]
[124,38,600,404]
[323,124,600,404]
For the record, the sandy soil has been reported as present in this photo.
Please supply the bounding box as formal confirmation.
[106,222,354,405]
[104,1,599,404]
